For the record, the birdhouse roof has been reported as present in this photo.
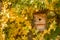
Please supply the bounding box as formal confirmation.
[34,9,49,14]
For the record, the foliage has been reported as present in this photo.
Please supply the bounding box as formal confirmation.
[0,0,60,40]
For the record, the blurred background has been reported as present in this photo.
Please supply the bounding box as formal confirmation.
[0,0,60,40]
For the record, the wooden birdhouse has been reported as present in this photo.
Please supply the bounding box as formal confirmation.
[33,9,48,32]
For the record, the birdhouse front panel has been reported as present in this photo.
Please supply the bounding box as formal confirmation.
[34,14,46,31]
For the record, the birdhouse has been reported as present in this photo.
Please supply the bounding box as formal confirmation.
[33,9,47,32]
